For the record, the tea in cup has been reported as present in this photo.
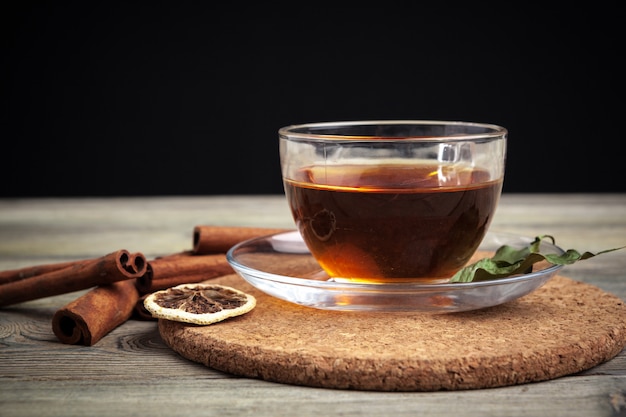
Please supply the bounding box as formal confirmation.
[279,120,507,283]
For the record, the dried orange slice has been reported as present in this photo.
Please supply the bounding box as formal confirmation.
[143,283,256,325]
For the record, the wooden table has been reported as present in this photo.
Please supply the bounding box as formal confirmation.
[1,194,625,417]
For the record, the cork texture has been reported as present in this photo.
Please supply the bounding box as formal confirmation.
[159,274,626,391]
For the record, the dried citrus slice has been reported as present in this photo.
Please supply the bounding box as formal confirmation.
[143,283,256,325]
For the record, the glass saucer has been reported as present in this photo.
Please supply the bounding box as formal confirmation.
[226,230,565,313]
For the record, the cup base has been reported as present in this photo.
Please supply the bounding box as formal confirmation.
[328,277,452,285]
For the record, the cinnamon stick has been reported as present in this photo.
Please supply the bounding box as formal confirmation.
[0,250,146,307]
[0,259,83,285]
[133,293,155,320]
[152,250,195,260]
[193,225,291,254]
[52,280,139,345]
[135,253,234,294]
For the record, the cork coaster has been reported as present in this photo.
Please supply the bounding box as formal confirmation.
[158,274,626,391]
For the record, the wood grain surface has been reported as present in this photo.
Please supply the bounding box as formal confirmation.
[1,194,625,417]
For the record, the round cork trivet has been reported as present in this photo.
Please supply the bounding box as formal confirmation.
[158,274,626,391]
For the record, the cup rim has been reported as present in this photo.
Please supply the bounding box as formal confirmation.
[279,120,507,142]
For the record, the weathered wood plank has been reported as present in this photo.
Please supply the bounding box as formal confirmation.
[1,194,625,417]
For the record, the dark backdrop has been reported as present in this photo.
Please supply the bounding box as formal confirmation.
[3,2,623,196]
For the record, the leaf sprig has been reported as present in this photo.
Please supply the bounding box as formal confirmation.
[450,235,625,283]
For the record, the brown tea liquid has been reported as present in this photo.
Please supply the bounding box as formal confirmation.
[284,163,502,283]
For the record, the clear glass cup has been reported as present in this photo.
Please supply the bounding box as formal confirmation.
[279,120,507,284]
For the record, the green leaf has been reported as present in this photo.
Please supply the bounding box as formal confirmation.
[450,235,625,283]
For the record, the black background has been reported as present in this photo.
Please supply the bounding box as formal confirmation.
[3,2,623,197]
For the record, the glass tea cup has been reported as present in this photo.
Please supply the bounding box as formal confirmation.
[279,120,507,284]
